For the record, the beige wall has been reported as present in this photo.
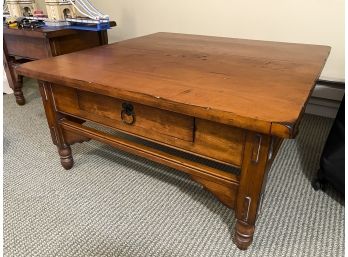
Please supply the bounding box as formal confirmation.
[91,0,344,81]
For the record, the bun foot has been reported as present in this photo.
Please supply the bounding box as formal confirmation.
[234,220,255,250]
[58,146,74,170]
[14,90,25,106]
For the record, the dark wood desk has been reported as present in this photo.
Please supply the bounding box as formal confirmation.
[17,32,330,250]
[3,25,114,105]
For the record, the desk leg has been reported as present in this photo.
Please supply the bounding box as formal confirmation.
[234,131,271,250]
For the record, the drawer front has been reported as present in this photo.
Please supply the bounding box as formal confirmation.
[4,35,48,59]
[51,85,194,143]
[51,84,244,166]
[191,119,244,166]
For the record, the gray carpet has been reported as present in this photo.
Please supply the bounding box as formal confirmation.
[4,79,344,257]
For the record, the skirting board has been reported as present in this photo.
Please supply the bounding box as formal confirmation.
[305,80,345,118]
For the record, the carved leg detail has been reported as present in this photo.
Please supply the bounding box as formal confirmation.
[14,75,25,105]
[58,146,74,170]
[234,220,255,250]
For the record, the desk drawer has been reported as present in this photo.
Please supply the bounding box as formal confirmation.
[51,85,194,143]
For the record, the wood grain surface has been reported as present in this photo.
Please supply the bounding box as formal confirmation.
[18,32,330,138]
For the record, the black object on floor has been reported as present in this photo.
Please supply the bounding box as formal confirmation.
[312,96,345,195]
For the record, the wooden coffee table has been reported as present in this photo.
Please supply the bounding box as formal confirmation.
[17,32,330,250]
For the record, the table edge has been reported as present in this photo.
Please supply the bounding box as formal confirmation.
[17,65,298,138]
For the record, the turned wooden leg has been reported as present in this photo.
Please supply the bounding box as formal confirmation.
[58,146,74,170]
[234,131,272,250]
[38,82,91,171]
[3,48,27,105]
[14,75,25,105]
[234,220,255,250]
[3,52,25,105]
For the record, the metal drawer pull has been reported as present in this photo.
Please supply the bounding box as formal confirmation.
[121,102,136,125]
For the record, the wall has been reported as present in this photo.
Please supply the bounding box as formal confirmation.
[90,0,344,81]
[3,70,13,94]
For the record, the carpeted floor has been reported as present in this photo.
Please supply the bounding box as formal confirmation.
[4,80,344,257]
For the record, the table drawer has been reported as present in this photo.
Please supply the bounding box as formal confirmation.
[51,85,194,143]
[4,34,48,59]
[50,84,244,166]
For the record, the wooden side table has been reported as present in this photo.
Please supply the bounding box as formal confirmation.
[3,24,115,105]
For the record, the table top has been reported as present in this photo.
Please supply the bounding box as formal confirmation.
[17,32,330,138]
[3,21,116,38]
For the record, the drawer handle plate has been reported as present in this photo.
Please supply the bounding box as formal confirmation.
[121,102,135,125]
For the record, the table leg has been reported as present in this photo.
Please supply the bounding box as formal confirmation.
[234,131,272,250]
[58,145,74,170]
[39,82,74,169]
[13,74,25,105]
[38,81,92,170]
[3,53,26,105]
